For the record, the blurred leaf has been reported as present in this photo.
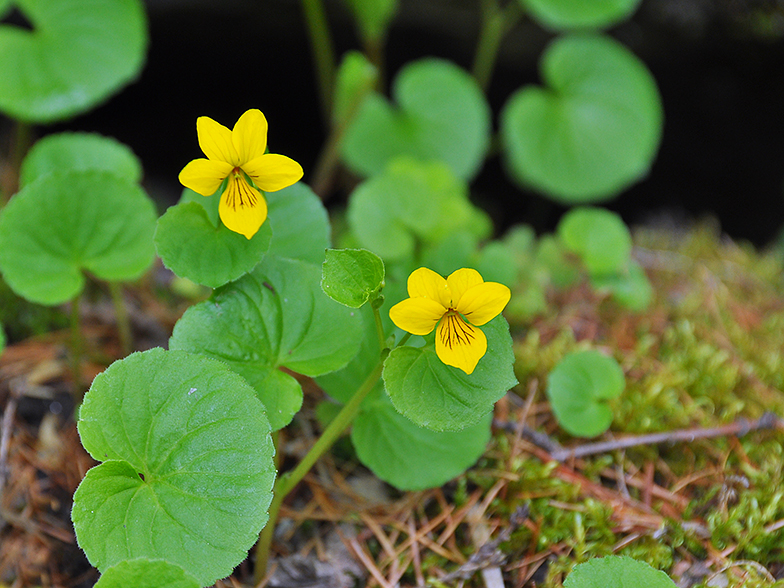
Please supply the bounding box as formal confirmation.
[0,171,156,305]
[20,132,142,188]
[342,58,491,181]
[546,349,625,437]
[564,556,677,588]
[519,0,642,30]
[94,559,199,588]
[73,349,275,586]
[591,260,652,311]
[342,0,398,42]
[0,0,148,123]
[333,51,379,127]
[347,157,490,261]
[501,33,663,203]
[557,206,632,275]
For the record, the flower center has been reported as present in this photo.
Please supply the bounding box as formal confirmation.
[439,310,474,350]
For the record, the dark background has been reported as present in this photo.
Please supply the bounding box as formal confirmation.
[31,0,784,246]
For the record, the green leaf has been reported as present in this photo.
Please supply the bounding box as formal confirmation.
[333,51,379,127]
[591,260,652,311]
[20,132,142,188]
[564,556,677,588]
[382,316,516,431]
[557,206,632,276]
[0,323,5,355]
[519,0,642,30]
[342,58,491,181]
[72,348,275,586]
[94,559,200,588]
[347,157,490,261]
[353,394,491,490]
[546,349,625,437]
[170,255,363,430]
[342,0,398,42]
[0,0,148,123]
[0,171,156,305]
[322,248,385,308]
[154,201,272,289]
[265,182,331,264]
[501,33,663,203]
[535,235,580,289]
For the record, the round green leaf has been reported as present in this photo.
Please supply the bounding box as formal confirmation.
[342,58,491,181]
[322,248,385,308]
[564,556,677,588]
[95,559,199,588]
[520,0,642,30]
[501,33,663,203]
[20,132,142,188]
[154,201,272,289]
[347,157,491,261]
[0,0,148,123]
[546,349,625,437]
[382,316,517,432]
[557,206,632,276]
[0,171,156,305]
[353,395,491,490]
[72,348,275,586]
[170,255,363,430]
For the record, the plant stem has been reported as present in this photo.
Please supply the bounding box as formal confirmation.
[107,281,133,356]
[253,357,386,582]
[300,0,336,124]
[69,294,84,399]
[471,0,523,91]
[2,120,32,203]
[372,305,387,353]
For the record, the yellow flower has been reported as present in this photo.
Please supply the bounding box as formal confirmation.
[178,109,303,239]
[389,267,511,374]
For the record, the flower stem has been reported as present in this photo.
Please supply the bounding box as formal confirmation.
[471,0,523,91]
[253,357,386,583]
[372,305,387,354]
[69,294,84,399]
[300,0,336,124]
[2,120,32,203]
[107,281,133,356]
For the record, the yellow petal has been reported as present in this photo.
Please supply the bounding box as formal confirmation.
[218,173,268,239]
[178,158,233,196]
[446,268,484,305]
[197,116,239,165]
[456,282,511,326]
[435,313,487,374]
[389,297,446,336]
[232,109,268,165]
[407,267,451,307]
[243,154,304,192]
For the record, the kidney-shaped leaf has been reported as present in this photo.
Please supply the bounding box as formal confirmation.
[94,559,200,588]
[265,182,331,264]
[0,171,156,305]
[564,556,677,588]
[546,349,625,437]
[72,348,275,587]
[353,393,491,490]
[0,0,147,123]
[342,58,491,181]
[519,0,642,30]
[322,248,385,308]
[501,33,663,203]
[382,316,516,431]
[154,201,272,289]
[557,206,632,276]
[169,255,363,430]
[20,132,142,188]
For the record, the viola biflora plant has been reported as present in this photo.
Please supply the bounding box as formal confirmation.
[61,108,518,586]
